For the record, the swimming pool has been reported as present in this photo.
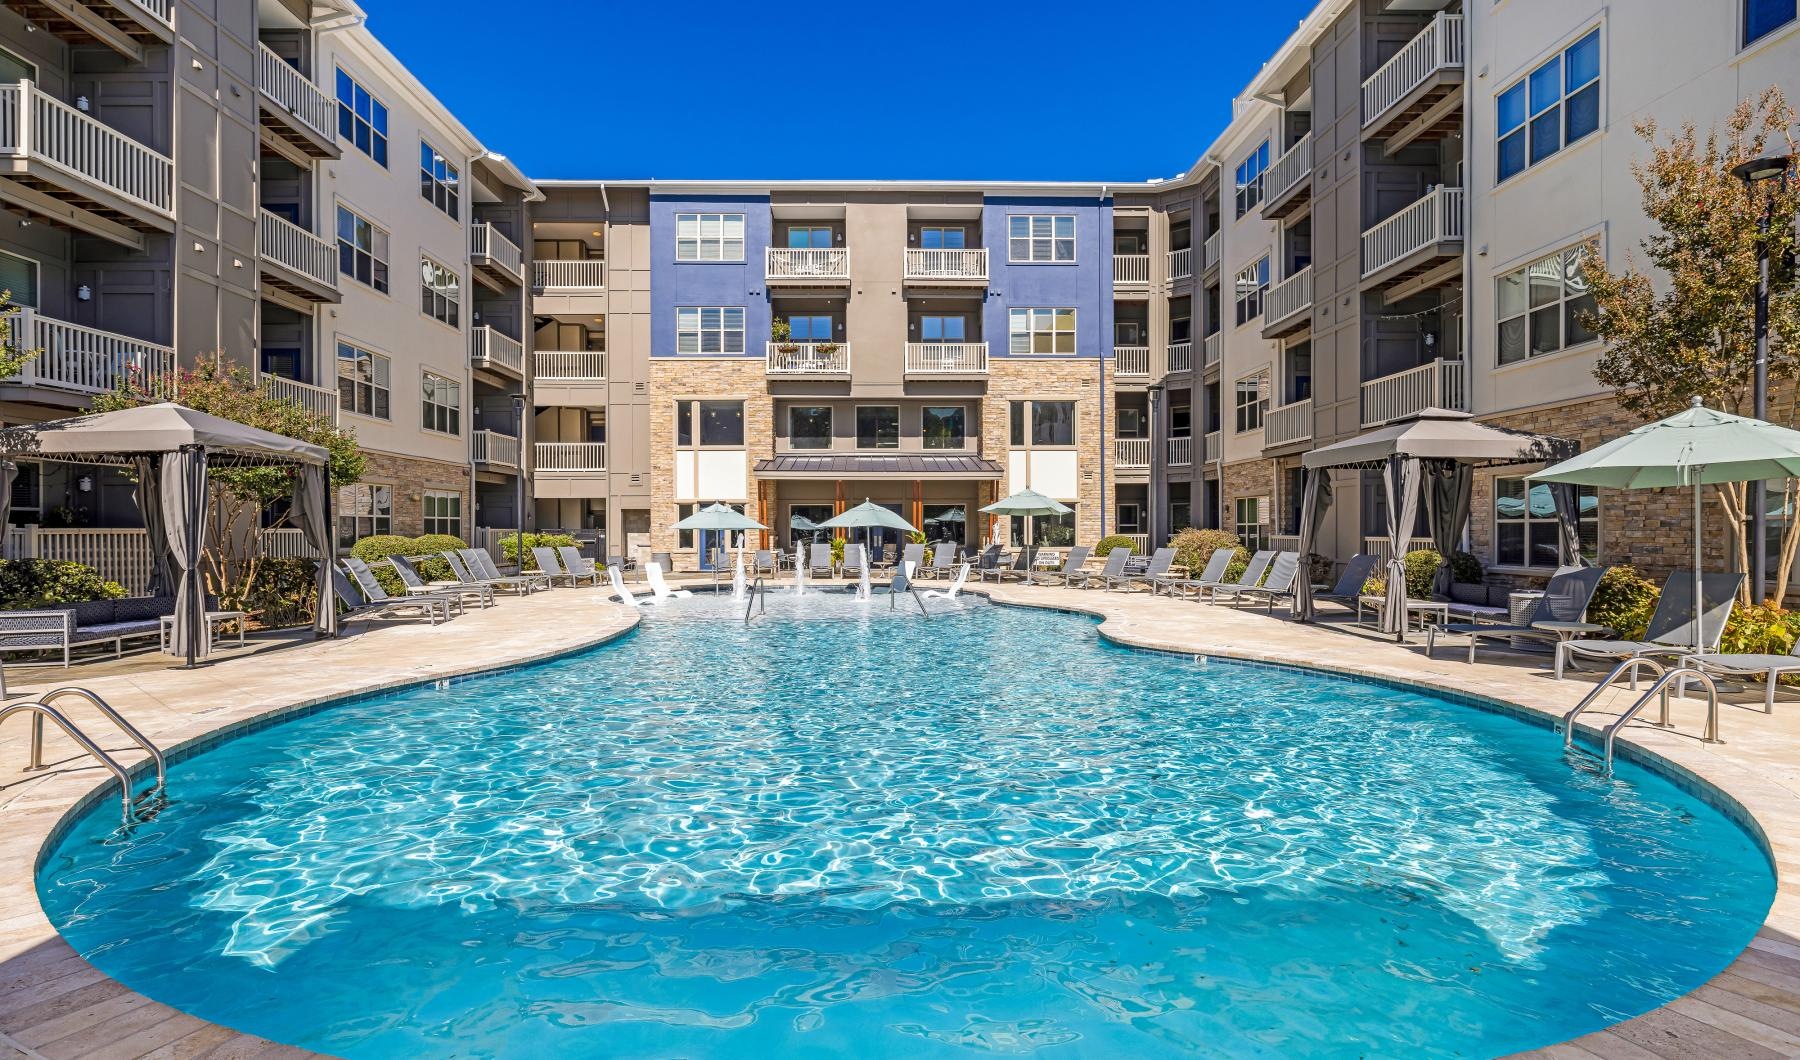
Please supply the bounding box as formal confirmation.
[37,593,1775,1058]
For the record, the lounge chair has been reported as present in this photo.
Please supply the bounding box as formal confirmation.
[645,561,694,600]
[1069,547,1132,590]
[1311,554,1382,614]
[981,547,1030,583]
[606,565,653,607]
[345,558,464,617]
[921,563,970,601]
[334,568,453,625]
[1161,548,1234,599]
[842,543,870,580]
[809,543,835,578]
[1215,551,1300,611]
[391,555,493,609]
[753,550,777,576]
[1555,571,1745,680]
[1195,550,1274,604]
[531,547,584,588]
[971,544,1003,579]
[1117,547,1176,593]
[900,542,925,577]
[1681,639,1800,714]
[1425,566,1609,663]
[442,550,525,596]
[456,548,544,594]
[1027,544,1090,586]
[919,543,958,580]
[556,546,604,586]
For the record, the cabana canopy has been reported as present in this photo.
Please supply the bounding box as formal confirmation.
[1302,408,1569,470]
[0,402,335,668]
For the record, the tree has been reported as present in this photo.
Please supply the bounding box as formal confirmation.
[1581,87,1800,601]
[94,357,366,608]
[0,291,38,380]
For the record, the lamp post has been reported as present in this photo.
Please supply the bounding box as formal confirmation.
[511,392,526,574]
[1732,152,1793,602]
[1147,382,1164,549]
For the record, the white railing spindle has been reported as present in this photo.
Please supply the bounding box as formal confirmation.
[532,260,607,291]
[1360,359,1467,426]
[471,223,525,282]
[765,247,850,280]
[0,82,172,217]
[533,442,607,471]
[258,209,336,290]
[1362,13,1465,128]
[1167,436,1193,467]
[1264,265,1314,326]
[5,308,174,396]
[255,42,333,141]
[260,374,338,423]
[1114,438,1150,468]
[903,248,988,280]
[1264,399,1314,446]
[1114,346,1149,377]
[472,430,521,468]
[470,326,525,375]
[1112,254,1149,285]
[1167,246,1192,280]
[765,342,851,375]
[1361,187,1464,279]
[904,342,988,375]
[1264,132,1313,205]
[533,351,607,379]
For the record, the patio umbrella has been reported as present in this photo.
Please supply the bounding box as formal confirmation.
[671,503,767,585]
[980,488,1072,548]
[821,499,919,559]
[1532,398,1800,646]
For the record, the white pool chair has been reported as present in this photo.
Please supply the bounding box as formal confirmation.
[607,565,655,607]
[645,561,694,600]
[922,563,970,601]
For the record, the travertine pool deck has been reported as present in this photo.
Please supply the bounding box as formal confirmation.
[2,576,1799,1058]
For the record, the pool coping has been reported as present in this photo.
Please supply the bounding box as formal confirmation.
[5,582,1800,1058]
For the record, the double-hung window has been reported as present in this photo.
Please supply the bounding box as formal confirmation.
[1495,477,1598,567]
[419,141,459,219]
[1235,140,1269,217]
[1497,29,1600,183]
[1745,0,1797,46]
[1008,215,1075,262]
[1235,497,1268,551]
[1235,257,1270,325]
[337,341,389,420]
[420,256,460,327]
[1008,308,1076,355]
[336,483,391,548]
[0,250,40,308]
[675,213,745,261]
[421,371,460,435]
[335,68,388,166]
[1497,246,1598,364]
[676,307,745,354]
[337,205,389,293]
[1235,373,1267,433]
[422,491,462,538]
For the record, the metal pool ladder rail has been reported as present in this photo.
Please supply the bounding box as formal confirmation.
[1,686,166,825]
[744,576,767,624]
[1559,658,1722,775]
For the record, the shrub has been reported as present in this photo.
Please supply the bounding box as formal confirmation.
[830,537,845,565]
[0,559,126,609]
[498,532,579,571]
[1449,550,1484,584]
[241,557,320,628]
[1361,549,1442,599]
[1093,534,1141,558]
[1587,565,1660,641]
[1170,528,1244,581]
[352,532,470,591]
[1720,603,1800,657]
[1305,553,1335,589]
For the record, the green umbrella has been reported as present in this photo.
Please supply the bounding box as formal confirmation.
[671,502,767,532]
[821,500,918,563]
[981,488,1072,548]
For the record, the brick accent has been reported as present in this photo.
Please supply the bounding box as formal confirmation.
[352,449,470,537]
[1221,456,1276,540]
[648,358,773,563]
[981,358,1105,543]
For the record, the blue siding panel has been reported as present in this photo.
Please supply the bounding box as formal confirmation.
[649,194,772,359]
[981,196,1114,361]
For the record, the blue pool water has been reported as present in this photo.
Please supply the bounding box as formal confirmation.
[37,593,1775,1058]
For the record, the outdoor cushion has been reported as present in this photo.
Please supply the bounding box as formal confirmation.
[113,596,177,622]
[70,620,162,643]
[72,599,116,627]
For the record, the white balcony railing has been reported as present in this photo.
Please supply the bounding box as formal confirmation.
[534,351,606,379]
[1113,253,1149,285]
[0,81,173,217]
[1361,359,1467,427]
[1167,436,1193,467]
[1265,265,1314,327]
[1264,132,1313,205]
[258,209,336,291]
[1168,246,1193,281]
[4,308,174,396]
[1203,332,1222,367]
[766,342,851,375]
[1203,232,1220,272]
[1363,13,1466,128]
[472,429,521,469]
[260,373,338,423]
[533,259,606,291]
[1363,535,1440,564]
[535,442,607,471]
[258,527,319,560]
[903,248,988,280]
[1362,187,1465,279]
[1120,533,1151,555]
[1114,346,1149,378]
[117,0,174,26]
[1114,438,1150,469]
[905,342,989,375]
[255,42,333,142]
[1264,398,1314,447]
[1203,431,1220,463]
[470,326,524,375]
[1167,341,1192,373]
[766,247,850,280]
[471,223,524,282]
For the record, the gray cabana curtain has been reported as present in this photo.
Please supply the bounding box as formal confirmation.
[1292,467,1333,621]
[290,465,336,637]
[131,455,173,597]
[1426,461,1472,597]
[0,461,14,558]
[162,445,209,665]
[1550,482,1588,567]
[1381,454,1423,639]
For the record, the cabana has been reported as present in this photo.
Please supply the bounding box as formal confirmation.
[1292,408,1578,637]
[0,403,334,667]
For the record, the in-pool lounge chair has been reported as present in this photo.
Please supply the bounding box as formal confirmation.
[1161,548,1234,599]
[1424,565,1609,663]
[344,558,464,617]
[1214,552,1300,611]
[1310,554,1382,615]
[333,569,453,625]
[555,546,604,586]
[650,552,674,582]
[1069,547,1132,590]
[809,543,835,578]
[1117,547,1176,593]
[607,565,653,607]
[1195,550,1274,604]
[921,563,970,601]
[391,555,493,609]
[1554,571,1744,680]
[645,561,694,601]
[1027,545,1090,586]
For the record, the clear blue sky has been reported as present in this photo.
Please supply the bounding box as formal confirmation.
[366,0,1317,182]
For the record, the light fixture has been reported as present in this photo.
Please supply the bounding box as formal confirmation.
[74,95,89,112]
[1732,154,1793,184]
[77,475,92,493]
[76,285,91,301]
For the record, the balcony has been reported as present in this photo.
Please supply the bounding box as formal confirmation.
[1204,431,1220,463]
[470,326,525,380]
[1262,265,1313,339]
[902,248,987,287]
[1361,359,1467,427]
[260,374,338,424]
[1114,438,1150,470]
[1262,133,1313,221]
[257,209,338,303]
[1167,341,1192,374]
[471,223,525,288]
[3,308,173,398]
[1113,253,1149,288]
[1202,232,1220,274]
[0,80,174,245]
[766,342,851,377]
[256,42,336,160]
[1203,332,1222,368]
[766,247,850,286]
[1263,399,1314,449]
[533,259,606,292]
[535,442,607,472]
[9,0,172,62]
[1114,346,1149,380]
[534,351,606,380]
[1167,247,1193,282]
[533,351,606,408]
[905,342,988,377]
[472,429,521,471]
[1167,436,1193,467]
[1361,187,1464,297]
[1362,13,1465,153]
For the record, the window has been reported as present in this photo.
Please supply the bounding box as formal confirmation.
[921,226,965,249]
[1008,308,1076,355]
[1497,29,1600,183]
[675,213,746,261]
[1235,140,1270,217]
[789,406,832,449]
[1497,247,1598,365]
[337,205,389,293]
[0,250,40,308]
[920,315,967,343]
[1235,257,1270,325]
[1010,400,1076,446]
[337,342,390,419]
[1235,497,1268,551]
[676,307,746,354]
[1746,0,1797,45]
[784,315,832,341]
[1012,508,1076,547]
[786,226,832,248]
[334,67,388,166]
[1007,214,1076,262]
[422,491,462,538]
[698,401,744,446]
[421,371,460,435]
[420,256,460,327]
[1494,477,1598,568]
[0,47,38,84]
[857,406,900,449]
[1235,374,1267,433]
[336,483,392,548]
[922,406,965,450]
[419,141,459,219]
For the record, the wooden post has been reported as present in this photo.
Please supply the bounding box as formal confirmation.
[756,480,771,549]
[911,480,923,538]
[833,480,846,542]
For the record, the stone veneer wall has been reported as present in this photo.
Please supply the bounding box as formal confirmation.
[1221,457,1277,540]
[647,358,774,563]
[355,450,472,538]
[981,358,1106,544]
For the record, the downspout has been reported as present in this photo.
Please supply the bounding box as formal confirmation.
[1097,186,1109,539]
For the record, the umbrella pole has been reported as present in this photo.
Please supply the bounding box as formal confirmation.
[1695,481,1704,652]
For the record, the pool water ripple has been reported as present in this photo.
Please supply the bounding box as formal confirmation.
[37,593,1775,1058]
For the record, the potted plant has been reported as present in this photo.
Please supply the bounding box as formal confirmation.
[771,319,800,355]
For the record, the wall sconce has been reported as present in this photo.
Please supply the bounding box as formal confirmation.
[74,96,90,112]
[77,475,92,493]
[1423,331,1438,351]
[76,285,91,301]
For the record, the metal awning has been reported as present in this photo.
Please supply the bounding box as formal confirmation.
[752,454,1004,479]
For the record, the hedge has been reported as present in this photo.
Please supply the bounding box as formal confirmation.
[351,533,469,592]
[498,532,579,571]
[0,559,126,609]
